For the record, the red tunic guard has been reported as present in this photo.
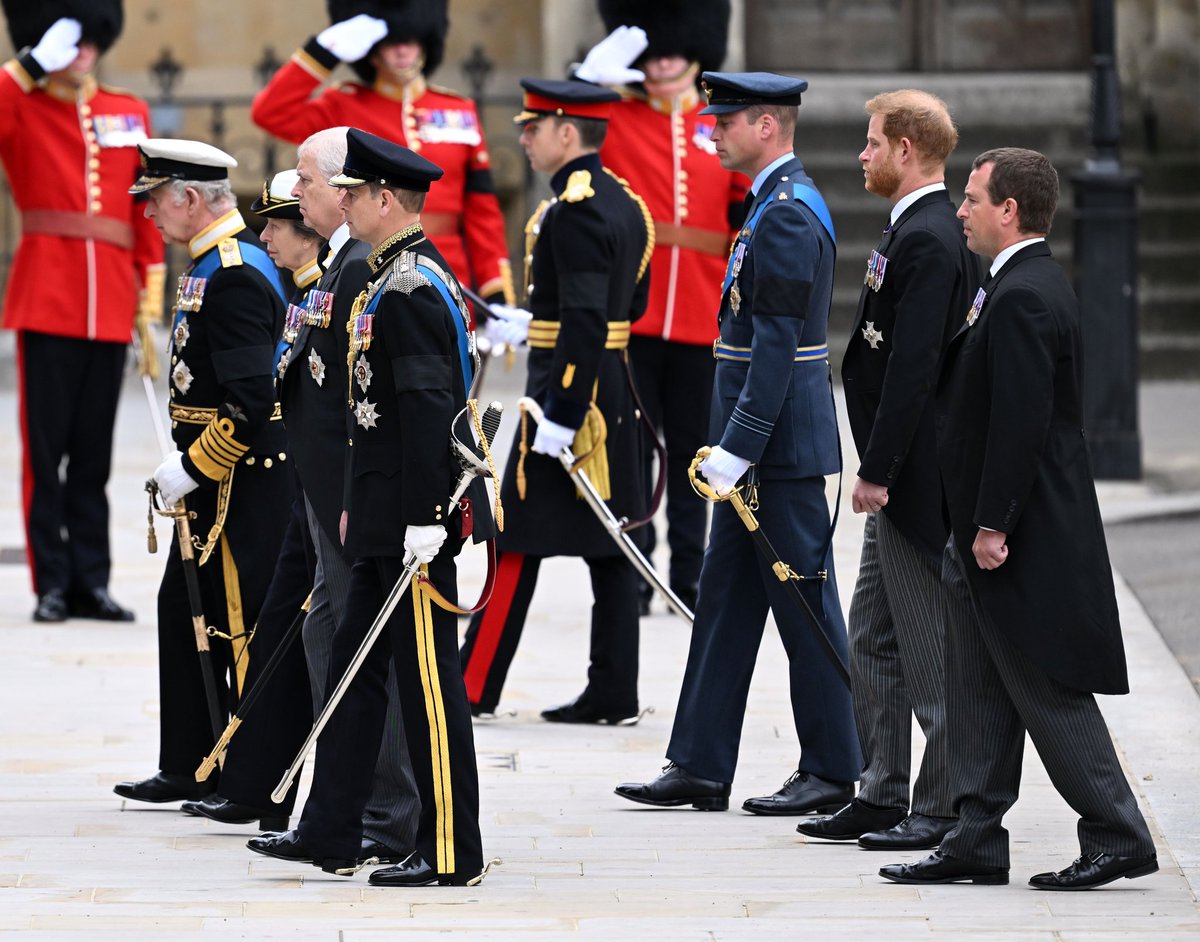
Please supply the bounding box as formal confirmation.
[251,38,513,304]
[0,58,163,342]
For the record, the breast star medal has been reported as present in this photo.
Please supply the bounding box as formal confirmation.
[308,348,326,386]
[354,399,379,429]
[862,321,884,349]
[171,360,193,394]
[354,354,373,394]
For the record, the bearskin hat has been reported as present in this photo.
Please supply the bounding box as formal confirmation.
[2,0,123,56]
[598,0,729,75]
[326,0,448,83]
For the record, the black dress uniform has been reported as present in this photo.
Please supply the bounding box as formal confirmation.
[459,79,652,721]
[140,199,291,783]
[291,131,492,886]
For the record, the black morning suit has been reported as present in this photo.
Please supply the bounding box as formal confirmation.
[157,221,291,776]
[934,241,1153,867]
[667,156,861,785]
[297,227,492,884]
[459,152,651,715]
[839,188,980,816]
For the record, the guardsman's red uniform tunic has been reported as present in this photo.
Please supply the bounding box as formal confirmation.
[1,51,164,599]
[251,38,514,306]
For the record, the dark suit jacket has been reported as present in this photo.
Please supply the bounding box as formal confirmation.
[278,236,371,553]
[714,155,839,480]
[934,241,1128,694]
[841,189,981,556]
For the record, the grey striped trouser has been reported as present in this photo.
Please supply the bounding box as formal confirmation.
[848,510,953,815]
[304,496,419,851]
[937,539,1155,868]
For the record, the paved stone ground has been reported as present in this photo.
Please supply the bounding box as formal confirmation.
[0,354,1197,940]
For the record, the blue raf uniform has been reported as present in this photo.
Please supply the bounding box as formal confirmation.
[618,73,860,811]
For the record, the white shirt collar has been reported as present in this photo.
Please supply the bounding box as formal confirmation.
[328,223,351,257]
[990,236,1046,277]
[751,152,795,196]
[890,182,946,227]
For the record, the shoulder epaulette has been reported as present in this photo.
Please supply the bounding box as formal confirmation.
[217,237,244,268]
[561,169,596,204]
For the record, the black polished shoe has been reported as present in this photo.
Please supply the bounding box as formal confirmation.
[1029,852,1158,890]
[113,771,215,804]
[742,769,855,816]
[181,794,288,831]
[541,695,639,726]
[68,587,135,622]
[247,829,314,863]
[361,838,409,864]
[614,761,730,811]
[367,852,440,887]
[795,798,906,840]
[33,588,69,623]
[879,850,1009,886]
[859,813,957,850]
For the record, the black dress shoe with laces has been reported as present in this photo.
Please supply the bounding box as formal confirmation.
[858,813,956,850]
[795,798,906,840]
[181,794,288,831]
[68,587,135,621]
[614,762,730,811]
[1029,852,1158,890]
[742,769,855,816]
[113,771,215,804]
[361,838,409,864]
[541,695,639,726]
[879,850,1009,886]
[33,589,69,623]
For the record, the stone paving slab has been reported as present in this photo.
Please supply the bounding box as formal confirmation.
[0,365,1196,939]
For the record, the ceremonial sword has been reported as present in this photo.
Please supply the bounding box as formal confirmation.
[270,400,504,805]
[688,447,851,687]
[517,396,694,623]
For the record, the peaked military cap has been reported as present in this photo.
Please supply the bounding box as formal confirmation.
[3,0,124,56]
[328,127,444,191]
[251,169,302,219]
[513,78,621,124]
[129,139,237,194]
[699,71,808,115]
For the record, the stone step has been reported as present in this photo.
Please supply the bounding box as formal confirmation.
[1139,285,1200,333]
[1140,333,1200,379]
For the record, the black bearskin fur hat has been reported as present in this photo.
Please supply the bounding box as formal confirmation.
[3,0,123,57]
[598,0,729,75]
[326,0,448,83]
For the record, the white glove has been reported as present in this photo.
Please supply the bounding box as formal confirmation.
[575,25,648,85]
[154,451,199,507]
[316,14,390,63]
[531,416,577,456]
[698,445,750,495]
[404,524,448,564]
[30,17,82,73]
[487,304,532,347]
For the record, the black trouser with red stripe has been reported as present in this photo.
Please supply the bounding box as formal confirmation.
[16,330,125,597]
[299,552,482,884]
[459,551,640,715]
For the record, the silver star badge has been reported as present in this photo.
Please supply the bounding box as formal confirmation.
[309,348,326,386]
[173,317,190,350]
[354,354,373,394]
[172,360,193,394]
[354,399,379,429]
[862,321,884,350]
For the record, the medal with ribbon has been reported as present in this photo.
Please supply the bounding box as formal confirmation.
[966,287,987,326]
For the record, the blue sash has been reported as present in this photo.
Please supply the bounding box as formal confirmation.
[416,263,475,392]
[721,182,837,299]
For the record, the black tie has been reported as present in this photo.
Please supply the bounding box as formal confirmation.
[739,191,755,228]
